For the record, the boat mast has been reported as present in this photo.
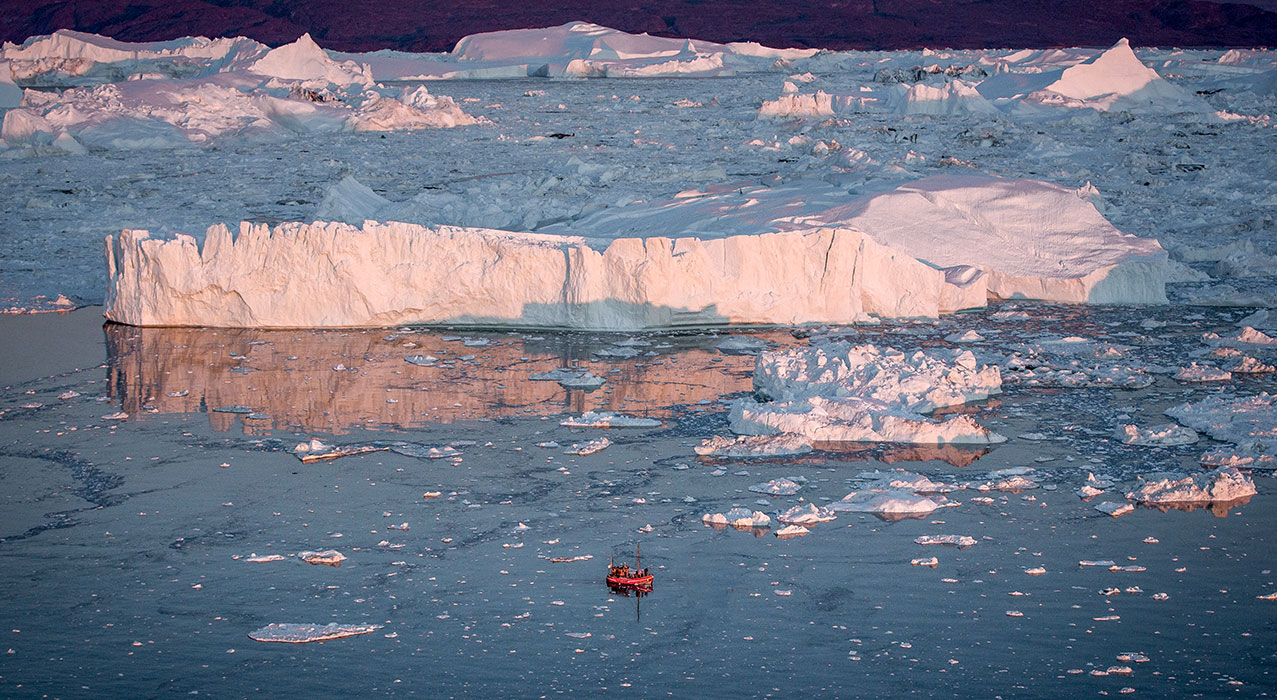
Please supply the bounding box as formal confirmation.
[637,542,641,570]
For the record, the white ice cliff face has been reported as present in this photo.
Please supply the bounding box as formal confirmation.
[104,221,963,329]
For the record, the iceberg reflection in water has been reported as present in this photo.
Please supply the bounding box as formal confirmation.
[102,323,769,434]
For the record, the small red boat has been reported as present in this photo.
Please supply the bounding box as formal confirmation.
[606,544,654,588]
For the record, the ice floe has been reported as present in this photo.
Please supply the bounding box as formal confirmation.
[977,39,1212,115]
[694,434,813,457]
[775,524,810,538]
[831,490,948,515]
[297,550,346,566]
[563,437,612,456]
[3,50,477,151]
[702,507,771,528]
[748,478,804,496]
[1126,467,1257,504]
[777,503,837,525]
[560,411,660,428]
[1095,501,1135,517]
[1167,393,1277,467]
[915,535,977,547]
[1116,423,1199,446]
[248,622,381,643]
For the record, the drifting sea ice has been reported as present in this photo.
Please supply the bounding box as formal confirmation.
[748,478,804,496]
[777,503,837,525]
[731,342,1004,445]
[1174,363,1233,383]
[915,535,977,547]
[775,524,810,538]
[1095,501,1135,517]
[702,508,771,528]
[248,622,382,644]
[694,434,813,457]
[1126,467,1257,504]
[559,411,660,428]
[297,550,346,566]
[563,437,612,456]
[831,490,948,514]
[1115,423,1200,446]
[1166,393,1277,466]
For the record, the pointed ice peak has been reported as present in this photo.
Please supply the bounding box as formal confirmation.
[250,32,371,85]
[1048,37,1159,100]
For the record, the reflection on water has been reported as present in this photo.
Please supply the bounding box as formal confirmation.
[1143,497,1253,518]
[104,324,785,435]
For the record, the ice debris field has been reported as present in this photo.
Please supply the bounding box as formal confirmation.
[1,18,1276,699]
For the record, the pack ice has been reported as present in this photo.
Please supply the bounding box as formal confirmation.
[0,21,814,87]
[103,174,1166,329]
[1,33,478,151]
[759,38,1212,120]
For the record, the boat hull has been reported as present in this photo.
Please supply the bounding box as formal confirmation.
[606,575,654,586]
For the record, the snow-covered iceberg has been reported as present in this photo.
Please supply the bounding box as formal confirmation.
[977,39,1212,115]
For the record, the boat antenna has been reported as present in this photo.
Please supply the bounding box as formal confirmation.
[637,542,641,570]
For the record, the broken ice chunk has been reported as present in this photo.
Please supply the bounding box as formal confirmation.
[694,434,812,457]
[749,478,803,496]
[777,503,837,525]
[1116,423,1199,446]
[298,550,346,567]
[831,491,946,515]
[1126,466,1256,503]
[249,623,381,643]
[915,535,976,547]
[775,524,809,538]
[1175,362,1233,382]
[560,411,660,428]
[563,437,612,456]
[944,330,984,343]
[702,508,771,528]
[1095,501,1134,517]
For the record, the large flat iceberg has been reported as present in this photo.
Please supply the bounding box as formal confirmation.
[103,172,1166,328]
[105,221,948,328]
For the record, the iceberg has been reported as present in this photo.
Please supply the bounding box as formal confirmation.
[104,220,967,328]
[1126,467,1257,504]
[978,39,1212,115]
